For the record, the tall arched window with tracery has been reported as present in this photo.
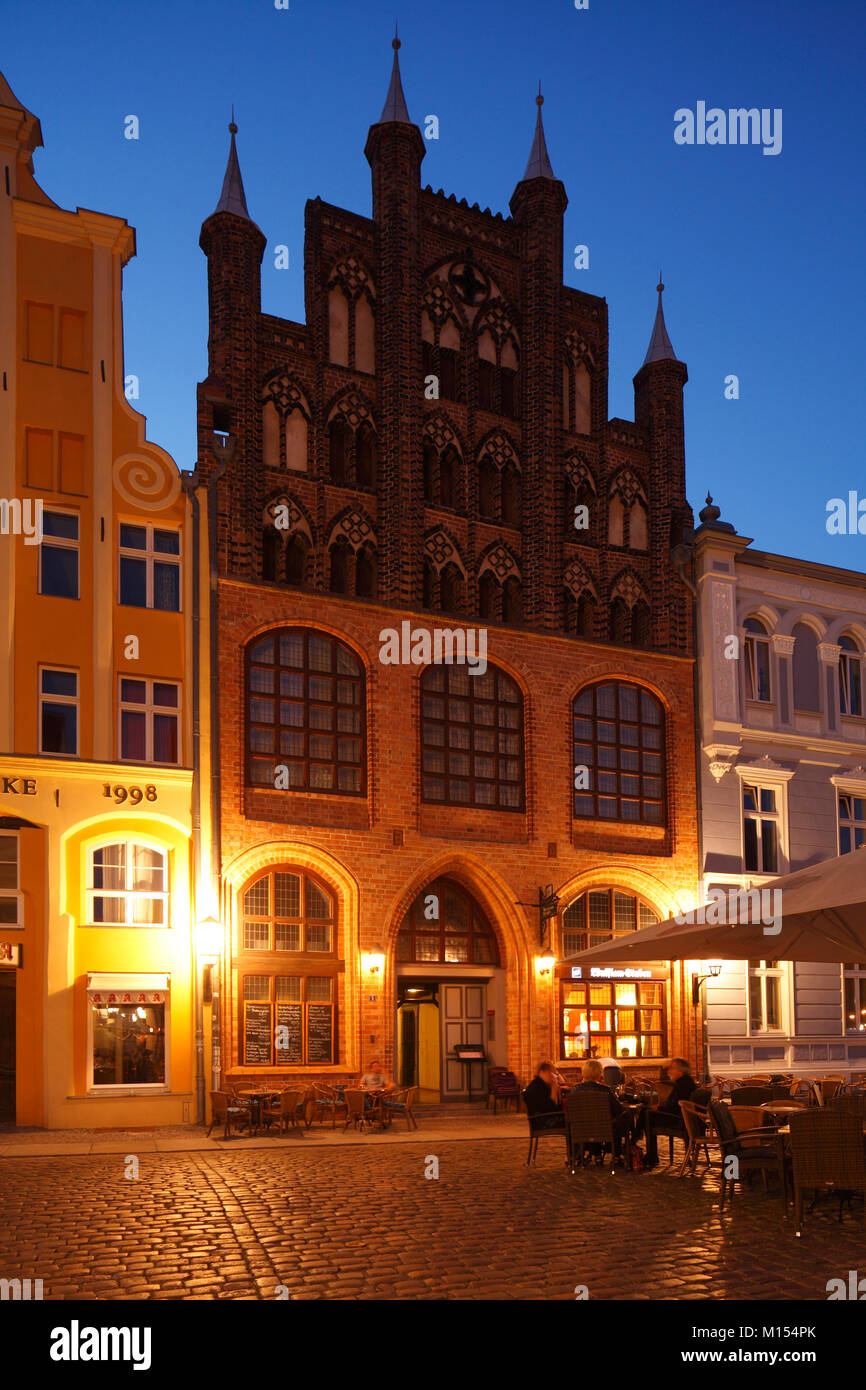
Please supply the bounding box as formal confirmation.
[572,680,666,825]
[396,878,501,965]
[421,663,524,809]
[245,629,365,795]
[239,866,338,1066]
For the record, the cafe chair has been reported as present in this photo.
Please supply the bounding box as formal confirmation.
[789,1078,817,1105]
[812,1076,846,1106]
[829,1093,866,1119]
[207,1090,253,1141]
[487,1067,521,1114]
[343,1088,371,1132]
[677,1099,721,1177]
[708,1099,788,1216]
[522,1087,568,1166]
[730,1086,774,1106]
[311,1083,348,1128]
[565,1088,618,1174]
[382,1085,419,1130]
[263,1087,305,1134]
[790,1108,866,1236]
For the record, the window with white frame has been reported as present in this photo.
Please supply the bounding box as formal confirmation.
[119,679,180,764]
[742,782,780,874]
[0,834,19,925]
[119,523,181,611]
[90,987,167,1086]
[844,963,866,1035]
[39,509,79,599]
[39,667,79,755]
[748,960,783,1032]
[88,842,168,925]
[839,636,863,717]
[839,793,866,855]
[743,617,772,702]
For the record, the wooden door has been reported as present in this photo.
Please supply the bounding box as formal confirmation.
[442,983,485,1098]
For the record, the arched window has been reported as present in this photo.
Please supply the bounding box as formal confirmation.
[439,449,457,509]
[239,866,337,1066]
[421,663,524,809]
[610,596,629,643]
[608,495,625,547]
[502,575,523,624]
[839,635,863,716]
[246,629,365,794]
[439,564,462,614]
[396,878,500,965]
[423,560,435,609]
[572,681,666,825]
[88,841,168,925]
[629,499,648,550]
[792,622,820,712]
[262,529,279,582]
[479,459,497,520]
[356,425,377,490]
[577,592,596,639]
[263,401,280,469]
[329,419,349,487]
[478,571,497,620]
[631,599,651,647]
[423,444,436,504]
[355,545,377,599]
[478,357,496,412]
[744,617,772,702]
[329,540,351,594]
[559,888,663,1059]
[328,286,349,366]
[285,534,308,587]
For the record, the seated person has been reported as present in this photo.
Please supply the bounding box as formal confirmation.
[576,1060,635,1161]
[523,1062,566,1130]
[595,1052,626,1089]
[358,1059,395,1107]
[634,1058,697,1167]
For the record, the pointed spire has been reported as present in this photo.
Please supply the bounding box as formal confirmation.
[522,86,555,181]
[378,27,411,124]
[213,115,251,219]
[642,274,677,365]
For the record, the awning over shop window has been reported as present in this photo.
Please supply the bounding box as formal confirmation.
[87,973,169,1006]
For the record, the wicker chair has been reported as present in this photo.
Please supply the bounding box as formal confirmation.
[207,1089,253,1140]
[522,1087,568,1166]
[677,1099,721,1177]
[262,1087,305,1134]
[789,1108,866,1235]
[382,1085,419,1130]
[812,1076,846,1106]
[343,1088,370,1132]
[730,1086,774,1106]
[829,1093,866,1119]
[708,1098,788,1215]
[487,1067,521,1114]
[311,1083,348,1128]
[565,1088,618,1174]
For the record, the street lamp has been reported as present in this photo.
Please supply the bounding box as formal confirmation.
[195,915,224,1125]
[691,961,722,1007]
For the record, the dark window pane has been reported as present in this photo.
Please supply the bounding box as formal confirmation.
[153,683,179,708]
[154,562,180,612]
[41,545,78,598]
[154,529,180,555]
[43,511,79,540]
[120,556,147,607]
[153,714,178,763]
[761,820,778,874]
[121,710,147,760]
[119,524,147,549]
[42,702,77,754]
[121,679,146,703]
[42,670,77,697]
[744,817,759,872]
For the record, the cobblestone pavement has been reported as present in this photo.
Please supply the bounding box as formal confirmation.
[0,1139,861,1300]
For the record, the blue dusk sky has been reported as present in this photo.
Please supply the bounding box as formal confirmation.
[4,0,864,568]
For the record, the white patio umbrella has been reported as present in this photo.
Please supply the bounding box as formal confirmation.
[567,846,866,965]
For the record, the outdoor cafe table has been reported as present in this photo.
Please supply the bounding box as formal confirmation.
[237,1089,276,1135]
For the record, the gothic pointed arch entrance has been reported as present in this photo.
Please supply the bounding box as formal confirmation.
[395,876,505,1101]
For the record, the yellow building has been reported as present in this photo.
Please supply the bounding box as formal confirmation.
[0,72,197,1127]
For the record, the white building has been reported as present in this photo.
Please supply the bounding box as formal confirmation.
[694,497,866,1079]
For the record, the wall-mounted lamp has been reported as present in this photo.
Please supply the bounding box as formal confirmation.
[691,960,722,1007]
[364,948,386,975]
[536,955,556,977]
[196,915,223,962]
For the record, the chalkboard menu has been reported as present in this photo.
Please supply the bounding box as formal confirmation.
[275,1002,303,1065]
[244,1002,273,1064]
[307,1004,333,1064]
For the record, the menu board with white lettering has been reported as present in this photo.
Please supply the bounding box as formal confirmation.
[275,1002,303,1065]
[243,1002,273,1064]
[307,1004,333,1064]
